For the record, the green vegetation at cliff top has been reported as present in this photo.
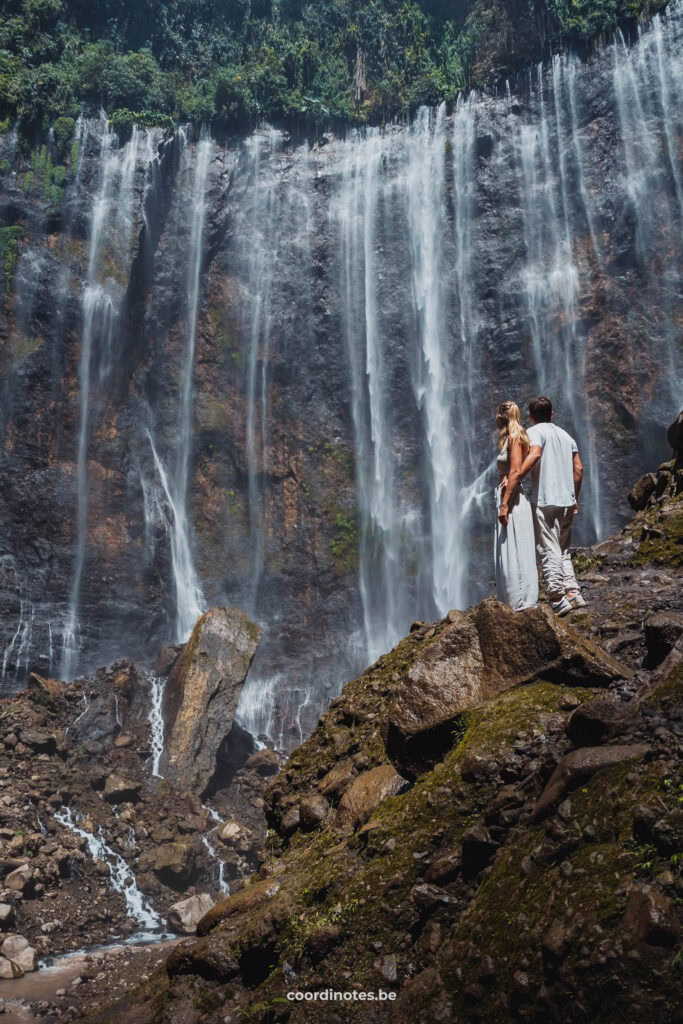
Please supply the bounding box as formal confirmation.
[0,0,670,138]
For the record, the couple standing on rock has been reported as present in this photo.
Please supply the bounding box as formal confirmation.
[495,395,586,616]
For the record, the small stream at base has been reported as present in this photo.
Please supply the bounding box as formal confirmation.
[54,807,162,931]
[0,936,180,1024]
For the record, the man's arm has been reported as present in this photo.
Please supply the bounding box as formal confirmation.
[573,452,583,502]
[519,444,542,480]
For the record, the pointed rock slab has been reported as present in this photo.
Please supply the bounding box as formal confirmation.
[533,744,650,821]
[382,598,630,780]
[163,608,262,794]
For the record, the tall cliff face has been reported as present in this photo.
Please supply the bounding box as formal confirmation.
[0,4,681,747]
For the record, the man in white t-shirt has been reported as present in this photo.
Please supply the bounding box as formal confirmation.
[519,396,585,617]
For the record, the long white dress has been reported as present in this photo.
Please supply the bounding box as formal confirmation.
[494,441,539,610]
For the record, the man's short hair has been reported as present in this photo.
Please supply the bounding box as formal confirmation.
[529,396,553,422]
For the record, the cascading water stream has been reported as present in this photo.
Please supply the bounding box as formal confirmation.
[201,834,230,895]
[147,673,166,778]
[55,807,162,932]
[613,5,683,409]
[61,123,155,679]
[405,104,463,616]
[147,130,208,642]
[337,128,404,662]
[244,129,282,612]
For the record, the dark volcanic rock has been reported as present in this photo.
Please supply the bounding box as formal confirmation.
[565,699,631,747]
[628,473,658,511]
[644,611,683,666]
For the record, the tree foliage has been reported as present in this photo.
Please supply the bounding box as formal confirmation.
[0,0,669,134]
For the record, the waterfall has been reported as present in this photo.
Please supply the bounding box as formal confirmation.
[147,673,166,777]
[147,130,208,642]
[516,62,603,538]
[405,104,462,615]
[55,807,162,932]
[241,130,313,614]
[0,5,681,745]
[201,834,230,895]
[244,129,283,612]
[613,4,683,410]
[147,431,204,643]
[61,123,155,679]
[336,127,405,661]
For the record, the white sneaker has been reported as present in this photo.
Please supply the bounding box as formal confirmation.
[551,596,573,617]
[567,591,586,609]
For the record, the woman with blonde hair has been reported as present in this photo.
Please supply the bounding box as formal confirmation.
[494,401,538,610]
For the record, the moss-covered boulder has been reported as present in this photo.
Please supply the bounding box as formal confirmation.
[383,598,630,780]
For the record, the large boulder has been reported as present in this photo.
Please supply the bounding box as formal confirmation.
[162,608,262,794]
[623,885,680,946]
[0,935,37,973]
[196,877,283,937]
[628,473,657,511]
[68,693,121,744]
[103,774,142,804]
[336,766,408,829]
[382,598,630,780]
[4,865,32,892]
[138,840,201,890]
[167,894,215,935]
[27,673,66,704]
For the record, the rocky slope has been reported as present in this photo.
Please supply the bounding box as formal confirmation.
[0,607,278,1020]
[69,429,682,1024]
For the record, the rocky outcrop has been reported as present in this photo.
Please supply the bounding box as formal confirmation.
[382,598,630,780]
[162,608,262,794]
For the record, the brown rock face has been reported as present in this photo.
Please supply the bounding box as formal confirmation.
[162,607,262,794]
[382,598,630,780]
[336,765,407,829]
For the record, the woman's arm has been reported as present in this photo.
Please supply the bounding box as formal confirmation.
[498,439,523,526]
